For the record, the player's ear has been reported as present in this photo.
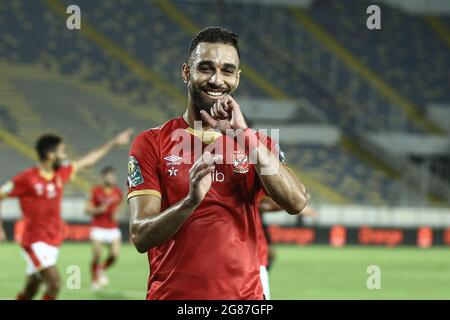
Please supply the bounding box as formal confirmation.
[181,63,190,85]
[235,69,241,89]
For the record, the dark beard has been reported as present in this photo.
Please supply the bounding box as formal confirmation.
[188,83,232,114]
[52,159,62,171]
[189,83,214,113]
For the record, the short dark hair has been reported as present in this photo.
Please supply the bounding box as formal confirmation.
[35,134,62,161]
[101,166,116,176]
[189,26,240,61]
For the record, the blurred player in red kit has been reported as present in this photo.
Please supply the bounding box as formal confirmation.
[256,195,319,299]
[0,129,132,300]
[127,27,309,300]
[85,166,123,290]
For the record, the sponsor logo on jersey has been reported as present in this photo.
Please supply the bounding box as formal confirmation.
[211,168,225,182]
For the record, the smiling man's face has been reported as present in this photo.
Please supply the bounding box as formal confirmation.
[183,42,241,113]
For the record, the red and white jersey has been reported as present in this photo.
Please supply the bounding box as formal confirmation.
[89,185,123,229]
[127,116,280,300]
[4,163,75,247]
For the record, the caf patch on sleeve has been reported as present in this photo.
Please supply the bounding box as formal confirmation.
[127,156,144,187]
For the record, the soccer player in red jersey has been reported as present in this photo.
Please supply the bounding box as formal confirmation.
[85,166,123,290]
[127,27,309,300]
[0,129,132,300]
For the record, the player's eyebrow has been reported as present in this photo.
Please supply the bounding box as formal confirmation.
[197,60,237,71]
[222,63,237,71]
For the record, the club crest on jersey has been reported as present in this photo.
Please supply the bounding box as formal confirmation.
[128,156,144,187]
[233,151,249,174]
[164,155,182,166]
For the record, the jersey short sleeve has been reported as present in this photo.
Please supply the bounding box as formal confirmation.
[1,171,30,198]
[127,132,161,201]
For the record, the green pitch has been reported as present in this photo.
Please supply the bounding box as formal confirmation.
[1,243,450,299]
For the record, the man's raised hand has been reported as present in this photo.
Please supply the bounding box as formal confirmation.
[187,151,222,206]
[200,95,248,134]
[113,128,134,146]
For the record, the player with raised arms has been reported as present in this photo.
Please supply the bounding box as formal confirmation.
[0,129,133,300]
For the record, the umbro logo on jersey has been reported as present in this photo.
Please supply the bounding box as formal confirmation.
[164,155,182,165]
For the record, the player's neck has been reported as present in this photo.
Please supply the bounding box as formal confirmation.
[38,162,54,173]
[102,183,113,191]
[37,162,55,180]
[184,101,212,131]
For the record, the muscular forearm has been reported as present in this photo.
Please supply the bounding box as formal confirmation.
[130,196,198,253]
[201,97,307,213]
[250,144,308,215]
